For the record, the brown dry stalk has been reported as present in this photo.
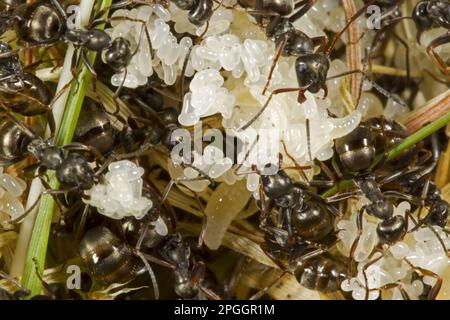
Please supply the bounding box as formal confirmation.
[400,89,450,133]
[342,0,362,107]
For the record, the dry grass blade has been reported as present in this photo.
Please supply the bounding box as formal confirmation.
[400,89,450,133]
[342,0,362,106]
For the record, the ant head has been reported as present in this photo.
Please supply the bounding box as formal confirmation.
[103,37,132,72]
[426,201,449,228]
[367,199,394,220]
[427,0,450,29]
[412,1,433,41]
[263,0,295,17]
[261,169,294,206]
[162,233,190,266]
[55,153,95,190]
[376,215,406,245]
[295,54,329,94]
[162,123,181,150]
[39,146,64,170]
[158,107,179,125]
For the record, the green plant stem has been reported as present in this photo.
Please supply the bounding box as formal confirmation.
[21,0,112,296]
[322,112,450,198]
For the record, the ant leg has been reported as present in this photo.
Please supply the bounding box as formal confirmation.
[348,206,365,276]
[224,257,251,299]
[325,191,361,203]
[283,207,294,237]
[426,34,450,76]
[238,87,308,131]
[31,258,56,299]
[188,190,208,248]
[289,0,316,23]
[70,51,81,92]
[7,194,42,225]
[260,242,288,270]
[325,0,378,54]
[393,32,411,91]
[74,204,90,241]
[80,49,98,92]
[371,282,410,300]
[403,258,443,300]
[262,35,288,95]
[361,247,388,300]
[180,45,193,106]
[133,250,159,299]
[112,68,127,116]
[192,261,222,300]
[281,140,311,183]
[0,271,30,299]
[62,142,104,161]
[383,190,417,203]
[248,270,289,300]
[49,0,68,19]
[312,159,337,184]
[139,252,176,269]
[47,78,76,112]
[0,104,37,138]
[306,118,312,161]
[311,36,328,53]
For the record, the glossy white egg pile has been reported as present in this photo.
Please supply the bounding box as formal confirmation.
[84,160,153,219]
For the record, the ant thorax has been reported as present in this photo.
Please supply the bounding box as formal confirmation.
[26,138,50,158]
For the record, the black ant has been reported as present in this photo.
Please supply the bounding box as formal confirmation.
[172,0,214,26]
[237,0,380,131]
[372,0,450,76]
[0,105,108,224]
[380,132,449,232]
[324,117,449,275]
[159,233,221,299]
[79,225,168,299]
[0,41,55,130]
[1,0,153,105]
[248,164,348,293]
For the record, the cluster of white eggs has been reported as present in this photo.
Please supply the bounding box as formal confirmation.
[105,4,193,88]
[84,160,153,220]
[179,69,236,126]
[0,168,26,221]
[337,200,450,300]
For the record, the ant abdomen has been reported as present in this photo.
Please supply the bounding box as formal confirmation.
[79,227,144,285]
[334,126,377,173]
[75,99,115,155]
[7,73,52,116]
[294,253,347,292]
[0,118,31,164]
[376,215,407,245]
[292,202,334,241]
[13,2,65,45]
